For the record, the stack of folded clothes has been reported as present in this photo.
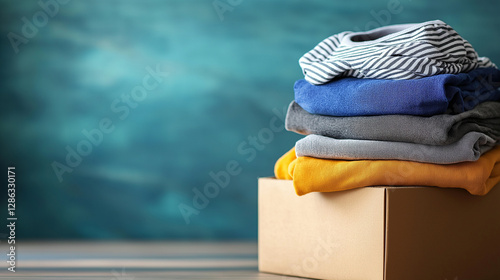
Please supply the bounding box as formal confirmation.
[275,20,500,196]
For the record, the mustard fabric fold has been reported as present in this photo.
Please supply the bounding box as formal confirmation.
[274,146,500,196]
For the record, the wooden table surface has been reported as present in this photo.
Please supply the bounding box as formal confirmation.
[0,242,306,279]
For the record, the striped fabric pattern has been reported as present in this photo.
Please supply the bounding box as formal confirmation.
[299,20,496,85]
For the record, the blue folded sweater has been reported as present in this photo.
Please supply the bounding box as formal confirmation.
[294,67,500,116]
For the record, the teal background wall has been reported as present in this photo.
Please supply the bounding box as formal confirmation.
[1,0,499,239]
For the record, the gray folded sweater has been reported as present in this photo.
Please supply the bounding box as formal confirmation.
[286,101,500,145]
[295,133,496,164]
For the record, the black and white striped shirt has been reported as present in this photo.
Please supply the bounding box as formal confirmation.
[299,20,495,85]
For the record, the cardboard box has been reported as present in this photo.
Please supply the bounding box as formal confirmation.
[258,177,500,280]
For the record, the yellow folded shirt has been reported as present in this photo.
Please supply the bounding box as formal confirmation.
[274,146,500,196]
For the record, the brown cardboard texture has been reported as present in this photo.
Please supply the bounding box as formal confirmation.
[258,177,500,280]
